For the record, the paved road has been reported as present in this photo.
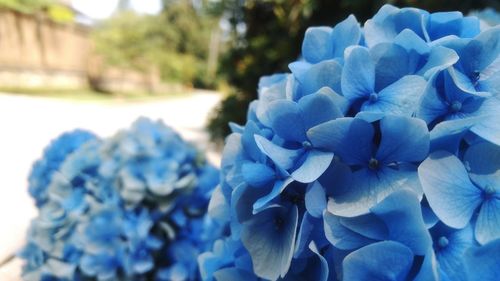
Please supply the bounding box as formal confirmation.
[0,91,222,280]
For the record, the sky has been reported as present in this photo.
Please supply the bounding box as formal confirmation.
[71,0,163,20]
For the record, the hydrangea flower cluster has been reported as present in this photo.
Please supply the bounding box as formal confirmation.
[201,5,500,281]
[28,129,97,207]
[20,118,221,281]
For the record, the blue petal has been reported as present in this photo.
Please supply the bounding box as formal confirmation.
[478,66,500,96]
[295,60,342,96]
[288,61,310,80]
[253,178,294,213]
[426,12,467,40]
[342,241,414,281]
[256,77,290,127]
[305,181,327,218]
[363,5,399,47]
[446,67,491,99]
[242,120,266,162]
[306,242,328,281]
[417,74,449,124]
[241,162,276,187]
[214,268,257,281]
[241,205,298,280]
[429,117,481,154]
[464,239,500,281]
[318,160,353,198]
[448,66,489,95]
[418,151,483,228]
[341,46,375,102]
[328,164,421,217]
[294,212,316,258]
[421,199,440,228]
[254,135,303,170]
[297,88,343,130]
[323,211,376,250]
[221,134,243,172]
[418,46,459,78]
[458,16,481,38]
[413,250,439,281]
[337,214,387,241]
[354,111,385,123]
[294,213,328,258]
[283,242,329,281]
[307,117,373,165]
[461,26,500,75]
[362,75,427,116]
[207,185,231,224]
[229,122,244,134]
[233,184,266,223]
[43,259,77,279]
[475,198,500,245]
[259,73,288,89]
[315,87,350,115]
[370,43,410,90]
[431,223,473,281]
[470,113,500,146]
[291,150,333,183]
[265,100,306,142]
[371,189,432,255]
[376,115,429,163]
[302,27,333,64]
[394,29,429,56]
[331,14,361,58]
[393,8,428,39]
[464,141,500,190]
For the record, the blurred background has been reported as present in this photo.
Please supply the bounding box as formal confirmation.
[0,0,498,279]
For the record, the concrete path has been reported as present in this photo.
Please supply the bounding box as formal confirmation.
[0,91,222,280]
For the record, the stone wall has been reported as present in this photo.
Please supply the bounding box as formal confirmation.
[0,10,156,92]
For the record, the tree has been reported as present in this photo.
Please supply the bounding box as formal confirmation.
[91,0,219,89]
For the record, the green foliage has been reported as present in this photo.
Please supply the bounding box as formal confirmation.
[0,0,74,23]
[207,0,497,142]
[92,0,219,88]
[47,4,74,24]
[0,0,52,13]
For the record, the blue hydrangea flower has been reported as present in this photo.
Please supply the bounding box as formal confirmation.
[463,238,500,281]
[419,142,500,245]
[364,5,481,47]
[198,237,257,281]
[342,240,435,281]
[28,129,96,207]
[470,8,500,27]
[341,46,427,115]
[309,115,429,216]
[204,4,499,281]
[21,118,221,281]
[429,222,476,280]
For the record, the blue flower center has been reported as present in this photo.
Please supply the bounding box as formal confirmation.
[482,185,497,200]
[450,101,462,112]
[369,93,378,103]
[438,236,449,248]
[368,158,379,170]
[302,140,312,150]
[274,217,285,230]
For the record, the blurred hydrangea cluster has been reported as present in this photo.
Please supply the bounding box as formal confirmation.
[200,4,500,281]
[20,118,221,281]
[28,129,97,207]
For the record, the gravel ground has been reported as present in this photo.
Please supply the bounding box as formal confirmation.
[0,91,222,280]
